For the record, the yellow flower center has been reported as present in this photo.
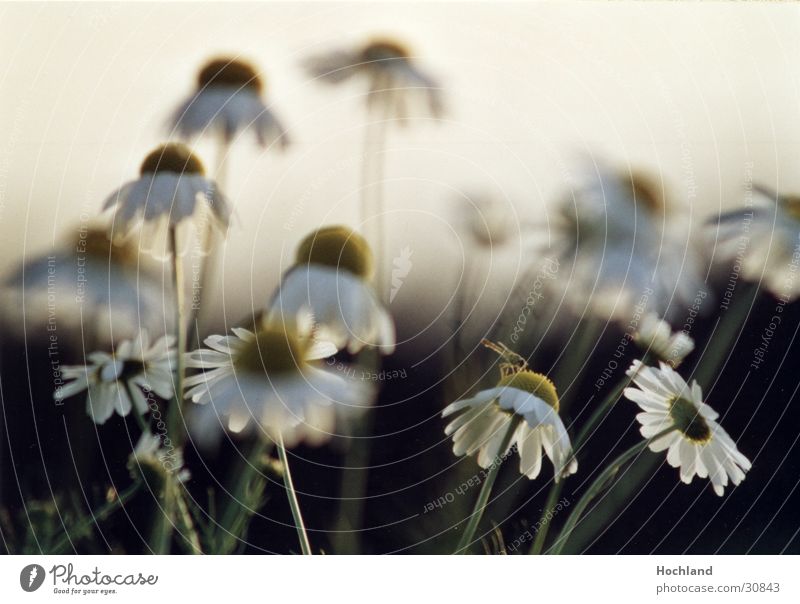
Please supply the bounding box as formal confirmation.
[782,195,800,221]
[669,396,711,444]
[361,39,411,64]
[627,172,664,216]
[139,143,205,176]
[295,226,374,279]
[235,326,308,376]
[497,370,560,412]
[76,228,136,265]
[198,57,262,92]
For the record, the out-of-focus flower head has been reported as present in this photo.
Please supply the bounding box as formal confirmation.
[269,226,395,354]
[184,310,375,448]
[542,162,708,324]
[706,185,800,301]
[171,56,290,148]
[103,143,230,259]
[3,226,172,343]
[305,36,443,120]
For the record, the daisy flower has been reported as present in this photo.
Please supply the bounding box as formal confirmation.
[55,331,176,424]
[103,143,230,258]
[184,312,375,447]
[171,57,289,148]
[707,185,800,300]
[128,431,190,484]
[543,164,707,323]
[624,360,752,496]
[443,369,577,481]
[305,37,443,120]
[634,312,695,367]
[269,226,395,354]
[3,227,171,343]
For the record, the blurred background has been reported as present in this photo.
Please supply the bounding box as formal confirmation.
[1,1,799,554]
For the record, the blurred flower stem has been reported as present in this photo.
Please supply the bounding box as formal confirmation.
[50,481,141,554]
[186,139,230,350]
[693,282,759,390]
[277,435,312,555]
[455,416,521,554]
[553,318,604,415]
[157,227,186,554]
[362,106,390,299]
[213,439,269,555]
[549,426,677,555]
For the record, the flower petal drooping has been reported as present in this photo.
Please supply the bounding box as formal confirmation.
[269,226,395,354]
[3,227,173,343]
[624,360,752,496]
[171,57,290,148]
[305,37,443,120]
[443,369,577,481]
[103,143,230,259]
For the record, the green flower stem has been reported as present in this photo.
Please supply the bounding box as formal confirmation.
[455,416,522,554]
[529,371,632,555]
[549,426,677,555]
[167,227,186,443]
[693,282,759,390]
[50,481,141,554]
[214,439,269,554]
[361,104,389,299]
[553,318,603,415]
[528,478,565,555]
[277,435,312,555]
[529,354,652,555]
[186,138,229,350]
[153,227,186,555]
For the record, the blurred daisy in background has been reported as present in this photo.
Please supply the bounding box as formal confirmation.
[634,312,695,368]
[269,226,395,354]
[624,360,752,496]
[128,431,191,484]
[3,227,172,344]
[103,143,230,259]
[542,163,707,324]
[171,56,289,150]
[184,311,374,447]
[443,369,577,481]
[707,185,800,300]
[55,331,176,424]
[305,37,443,120]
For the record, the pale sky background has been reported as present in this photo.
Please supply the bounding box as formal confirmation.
[2,1,799,340]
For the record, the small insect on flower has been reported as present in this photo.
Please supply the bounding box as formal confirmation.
[103,143,230,259]
[634,312,695,367]
[305,37,443,120]
[707,185,800,300]
[268,226,395,354]
[171,56,290,148]
[624,360,752,496]
[442,340,577,481]
[55,331,176,425]
[184,310,375,448]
